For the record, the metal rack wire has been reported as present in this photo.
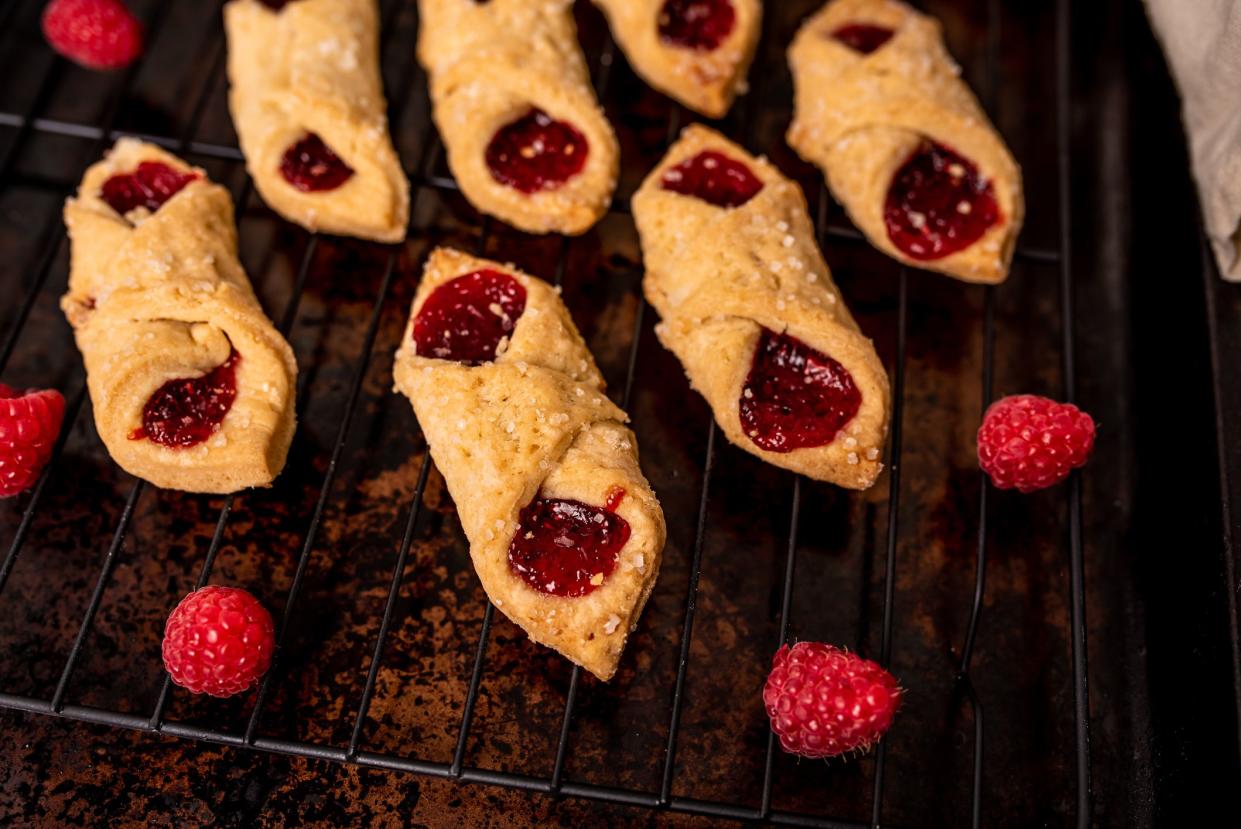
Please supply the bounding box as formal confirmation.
[0,0,1091,826]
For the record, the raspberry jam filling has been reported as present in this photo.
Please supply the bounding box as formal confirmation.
[830,23,895,54]
[508,494,631,598]
[100,162,198,215]
[131,349,240,448]
[658,0,736,51]
[258,0,296,8]
[740,329,861,453]
[660,150,763,208]
[883,141,1000,260]
[279,133,354,192]
[485,109,589,193]
[413,270,527,365]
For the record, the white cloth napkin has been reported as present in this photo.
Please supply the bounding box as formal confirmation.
[1145,0,1241,280]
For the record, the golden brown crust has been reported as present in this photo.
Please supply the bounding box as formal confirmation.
[224,0,409,242]
[416,0,619,235]
[393,248,665,680]
[591,0,762,118]
[787,0,1024,284]
[61,139,298,494]
[633,125,889,489]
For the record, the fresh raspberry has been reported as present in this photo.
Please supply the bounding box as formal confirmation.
[42,0,143,70]
[763,642,901,758]
[162,586,275,698]
[977,394,1096,493]
[0,385,66,499]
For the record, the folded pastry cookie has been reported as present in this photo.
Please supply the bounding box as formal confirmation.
[633,125,889,488]
[224,0,409,242]
[787,0,1024,284]
[61,139,298,494]
[592,0,762,118]
[394,247,664,680]
[416,0,620,235]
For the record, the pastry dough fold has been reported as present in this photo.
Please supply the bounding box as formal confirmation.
[225,0,409,242]
[787,0,1023,284]
[416,0,620,235]
[61,139,298,494]
[395,248,664,680]
[634,125,889,489]
[591,0,762,118]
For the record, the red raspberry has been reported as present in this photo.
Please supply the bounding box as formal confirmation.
[977,394,1096,493]
[0,385,66,499]
[42,0,143,70]
[162,586,275,698]
[763,642,901,758]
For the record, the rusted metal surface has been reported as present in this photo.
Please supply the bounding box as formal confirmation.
[1,0,1240,826]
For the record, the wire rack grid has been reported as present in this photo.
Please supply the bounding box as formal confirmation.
[0,0,1090,826]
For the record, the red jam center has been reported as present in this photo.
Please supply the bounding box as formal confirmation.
[258,0,296,7]
[830,23,895,54]
[658,0,736,51]
[484,109,589,194]
[279,133,354,192]
[508,496,631,597]
[413,270,527,366]
[883,141,1000,260]
[661,150,763,208]
[131,349,240,448]
[740,329,861,453]
[100,162,198,216]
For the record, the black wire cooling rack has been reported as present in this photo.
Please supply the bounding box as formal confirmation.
[0,0,1097,826]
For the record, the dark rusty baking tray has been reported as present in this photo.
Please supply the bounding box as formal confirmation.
[1,0,1239,826]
